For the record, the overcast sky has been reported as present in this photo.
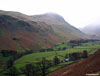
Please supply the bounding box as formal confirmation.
[0,0,100,28]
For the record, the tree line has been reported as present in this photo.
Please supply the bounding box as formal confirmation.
[1,50,88,76]
[3,56,60,76]
[69,39,100,48]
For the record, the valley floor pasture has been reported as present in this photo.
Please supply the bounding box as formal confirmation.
[14,41,100,72]
[1,41,100,76]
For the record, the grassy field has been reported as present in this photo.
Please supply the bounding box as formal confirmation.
[0,41,100,76]
[14,41,100,69]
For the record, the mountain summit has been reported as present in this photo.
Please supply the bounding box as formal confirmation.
[32,12,66,23]
[0,10,87,52]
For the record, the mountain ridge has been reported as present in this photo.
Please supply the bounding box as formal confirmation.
[80,24,100,39]
[0,10,87,52]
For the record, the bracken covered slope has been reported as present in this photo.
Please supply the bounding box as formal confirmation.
[0,14,59,51]
[48,49,100,76]
[0,10,87,52]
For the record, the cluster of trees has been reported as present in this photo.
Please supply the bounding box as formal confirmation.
[4,50,88,76]
[82,50,88,58]
[3,50,88,76]
[0,49,37,75]
[39,43,67,52]
[0,50,35,57]
[1,50,17,57]
[19,56,60,76]
[69,39,100,44]
[39,47,67,52]
[53,56,60,65]
[66,50,88,61]
[56,47,67,51]
[1,49,88,76]
[4,56,61,76]
[39,48,54,52]
[4,66,20,76]
[69,39,100,48]
[0,45,89,76]
[0,49,60,76]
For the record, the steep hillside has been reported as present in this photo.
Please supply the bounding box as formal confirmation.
[48,48,100,76]
[0,10,87,52]
[31,13,87,40]
[0,15,59,51]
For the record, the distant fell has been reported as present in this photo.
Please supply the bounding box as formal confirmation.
[80,24,100,39]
